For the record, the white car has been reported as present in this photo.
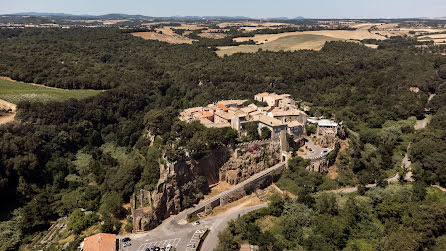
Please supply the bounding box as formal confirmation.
[193,221,200,226]
[166,244,172,251]
[187,243,195,248]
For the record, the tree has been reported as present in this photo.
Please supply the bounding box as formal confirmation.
[260,126,271,140]
[315,192,338,215]
[246,122,260,141]
[305,123,317,136]
[99,193,126,219]
[67,209,98,235]
[0,210,22,251]
[215,229,239,251]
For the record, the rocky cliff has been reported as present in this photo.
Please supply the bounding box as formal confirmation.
[219,143,281,185]
[132,147,231,231]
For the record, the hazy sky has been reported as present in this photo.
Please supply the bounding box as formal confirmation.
[2,0,446,18]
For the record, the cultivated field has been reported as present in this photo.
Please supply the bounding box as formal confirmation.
[217,34,340,56]
[0,78,102,104]
[418,34,446,44]
[233,29,385,44]
[132,31,195,44]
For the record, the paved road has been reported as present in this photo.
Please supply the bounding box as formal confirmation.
[120,202,267,251]
[200,203,267,251]
[183,162,285,217]
[303,138,331,160]
[120,162,285,251]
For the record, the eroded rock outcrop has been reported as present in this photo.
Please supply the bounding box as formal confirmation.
[307,159,329,173]
[132,147,231,231]
[220,143,281,185]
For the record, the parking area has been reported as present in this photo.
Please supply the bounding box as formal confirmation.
[136,238,181,251]
[185,229,208,251]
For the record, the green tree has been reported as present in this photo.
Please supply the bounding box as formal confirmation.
[246,122,260,141]
[260,127,271,140]
[215,229,239,251]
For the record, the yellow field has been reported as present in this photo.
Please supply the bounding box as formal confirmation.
[198,32,228,39]
[131,31,195,44]
[217,34,341,56]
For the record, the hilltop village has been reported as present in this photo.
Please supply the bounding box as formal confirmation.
[180,92,340,144]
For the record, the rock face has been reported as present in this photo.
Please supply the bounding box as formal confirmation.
[307,159,329,173]
[220,143,281,185]
[132,147,231,232]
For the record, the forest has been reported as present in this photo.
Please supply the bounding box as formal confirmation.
[0,27,446,250]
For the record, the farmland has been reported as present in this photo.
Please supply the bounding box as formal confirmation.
[0,78,102,104]
[217,34,340,56]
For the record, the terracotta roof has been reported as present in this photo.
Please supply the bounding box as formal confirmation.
[206,122,231,128]
[247,103,258,109]
[215,110,233,120]
[240,106,257,114]
[199,118,213,124]
[183,107,203,113]
[287,120,303,127]
[83,233,116,251]
[248,111,263,117]
[260,106,273,112]
[256,92,270,97]
[270,109,304,117]
[218,100,246,106]
[256,115,286,127]
[196,111,213,118]
[217,103,228,111]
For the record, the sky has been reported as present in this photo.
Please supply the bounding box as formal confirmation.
[1,0,446,19]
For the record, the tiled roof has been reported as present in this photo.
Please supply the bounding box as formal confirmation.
[287,120,303,127]
[254,115,286,127]
[256,92,270,97]
[270,109,305,117]
[196,111,213,118]
[83,233,116,251]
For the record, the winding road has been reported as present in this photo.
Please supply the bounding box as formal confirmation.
[121,162,285,251]
[303,138,332,160]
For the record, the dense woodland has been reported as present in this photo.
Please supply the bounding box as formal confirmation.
[0,27,446,250]
[216,160,446,251]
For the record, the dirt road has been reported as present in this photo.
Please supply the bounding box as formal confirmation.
[0,98,16,125]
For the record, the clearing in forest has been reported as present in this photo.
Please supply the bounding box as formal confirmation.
[0,78,102,104]
[216,34,340,56]
[132,31,195,44]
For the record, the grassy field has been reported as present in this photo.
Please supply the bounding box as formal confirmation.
[217,34,340,56]
[132,31,195,44]
[0,78,102,104]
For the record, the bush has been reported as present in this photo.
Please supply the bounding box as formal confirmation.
[68,209,99,235]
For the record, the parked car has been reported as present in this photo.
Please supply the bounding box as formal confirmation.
[194,221,200,226]
[187,243,195,248]
[123,241,131,247]
[166,244,172,251]
[122,237,131,242]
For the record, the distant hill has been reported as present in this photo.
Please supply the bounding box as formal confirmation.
[96,13,149,19]
[8,12,149,19]
[170,16,253,20]
[3,13,308,20]
[11,12,78,17]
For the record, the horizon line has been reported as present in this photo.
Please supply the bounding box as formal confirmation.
[2,12,445,20]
